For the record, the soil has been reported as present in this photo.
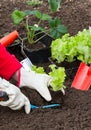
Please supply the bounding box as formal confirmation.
[0,0,91,130]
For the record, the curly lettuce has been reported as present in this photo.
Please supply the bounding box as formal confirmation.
[51,28,91,64]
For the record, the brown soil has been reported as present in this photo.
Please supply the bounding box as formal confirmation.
[0,0,91,130]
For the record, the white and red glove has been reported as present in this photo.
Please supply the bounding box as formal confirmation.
[0,77,30,114]
[13,67,52,102]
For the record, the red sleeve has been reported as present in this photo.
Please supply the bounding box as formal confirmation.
[0,44,22,80]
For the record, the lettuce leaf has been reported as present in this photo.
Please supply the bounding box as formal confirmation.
[49,64,66,94]
[31,65,46,74]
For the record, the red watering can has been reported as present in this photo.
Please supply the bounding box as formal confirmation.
[71,62,91,90]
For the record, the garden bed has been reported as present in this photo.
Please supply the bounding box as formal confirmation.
[0,0,91,130]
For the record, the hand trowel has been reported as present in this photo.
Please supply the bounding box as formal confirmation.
[71,62,91,90]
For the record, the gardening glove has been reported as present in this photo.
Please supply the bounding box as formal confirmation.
[0,77,30,114]
[19,67,52,101]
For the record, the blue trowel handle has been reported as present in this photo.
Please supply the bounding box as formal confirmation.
[42,104,61,108]
[30,104,61,109]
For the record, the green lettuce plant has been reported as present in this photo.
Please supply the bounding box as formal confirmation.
[49,64,66,94]
[51,28,91,64]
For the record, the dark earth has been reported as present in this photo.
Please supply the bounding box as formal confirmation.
[0,0,91,130]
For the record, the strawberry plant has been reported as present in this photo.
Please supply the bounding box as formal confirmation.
[12,9,51,44]
[11,1,67,44]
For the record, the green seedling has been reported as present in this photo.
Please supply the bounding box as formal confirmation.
[26,0,43,5]
[48,0,62,12]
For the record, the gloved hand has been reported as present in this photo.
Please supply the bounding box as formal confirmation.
[18,67,52,101]
[0,78,30,114]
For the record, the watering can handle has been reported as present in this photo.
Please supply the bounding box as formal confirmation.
[0,30,19,47]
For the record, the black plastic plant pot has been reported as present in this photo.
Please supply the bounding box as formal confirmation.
[64,61,80,80]
[6,31,53,64]
[7,43,51,64]
[23,46,51,64]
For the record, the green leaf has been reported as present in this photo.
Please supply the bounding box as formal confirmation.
[77,45,91,64]
[49,17,67,38]
[33,10,42,19]
[12,9,25,25]
[41,13,51,21]
[26,0,43,5]
[24,10,51,20]
[48,0,62,12]
[49,17,60,28]
[31,65,46,74]
[24,10,36,15]
[49,64,66,93]
[32,10,51,20]
[56,25,67,34]
[50,28,60,38]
